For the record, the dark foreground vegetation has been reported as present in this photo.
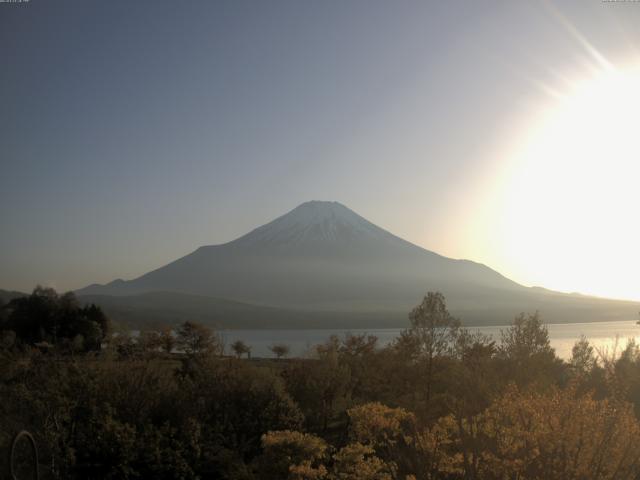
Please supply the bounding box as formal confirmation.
[3,288,640,479]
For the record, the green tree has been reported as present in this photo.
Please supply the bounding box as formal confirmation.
[402,292,460,403]
[446,328,499,425]
[283,337,350,431]
[270,343,291,360]
[2,287,110,352]
[334,334,381,406]
[231,339,252,359]
[179,360,304,476]
[500,311,552,359]
[570,335,596,375]
[498,311,561,386]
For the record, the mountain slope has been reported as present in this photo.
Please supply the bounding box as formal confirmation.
[77,291,414,329]
[78,201,520,307]
[77,201,640,326]
[0,289,27,304]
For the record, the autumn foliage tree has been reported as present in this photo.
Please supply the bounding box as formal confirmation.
[176,320,221,356]
[6,289,640,479]
[441,385,640,479]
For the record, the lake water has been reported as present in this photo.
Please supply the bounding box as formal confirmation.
[219,320,640,360]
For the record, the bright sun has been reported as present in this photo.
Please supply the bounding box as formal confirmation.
[488,66,640,301]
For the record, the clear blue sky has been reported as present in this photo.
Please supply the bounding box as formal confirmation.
[2,1,640,298]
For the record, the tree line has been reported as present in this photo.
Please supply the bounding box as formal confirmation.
[2,289,640,479]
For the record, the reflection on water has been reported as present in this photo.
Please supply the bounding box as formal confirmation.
[219,320,640,360]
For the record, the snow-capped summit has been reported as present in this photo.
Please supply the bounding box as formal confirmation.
[232,201,409,250]
[76,201,640,326]
[76,201,519,309]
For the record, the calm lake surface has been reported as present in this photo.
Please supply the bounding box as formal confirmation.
[219,320,640,360]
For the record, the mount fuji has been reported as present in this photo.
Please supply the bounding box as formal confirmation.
[76,201,640,328]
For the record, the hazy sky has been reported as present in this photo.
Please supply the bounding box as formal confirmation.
[2,1,640,300]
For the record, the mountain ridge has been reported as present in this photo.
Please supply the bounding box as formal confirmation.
[76,201,640,326]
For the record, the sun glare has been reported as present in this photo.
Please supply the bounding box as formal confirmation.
[490,66,640,301]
